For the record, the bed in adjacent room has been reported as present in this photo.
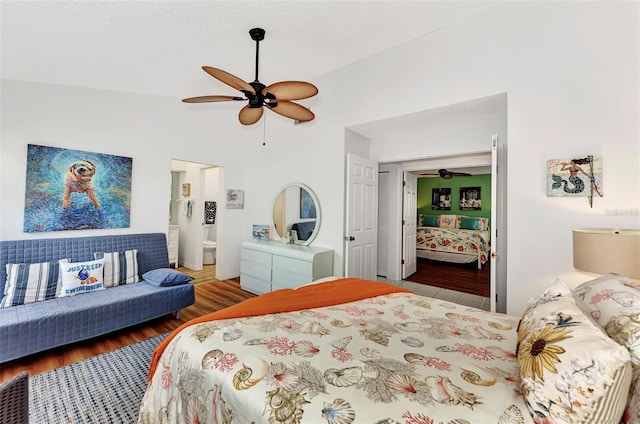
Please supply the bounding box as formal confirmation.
[416,214,491,269]
[139,276,639,424]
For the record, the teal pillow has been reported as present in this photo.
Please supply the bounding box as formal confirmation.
[460,217,480,230]
[423,215,438,227]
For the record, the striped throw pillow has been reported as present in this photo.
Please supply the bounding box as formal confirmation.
[94,249,139,287]
[1,259,68,308]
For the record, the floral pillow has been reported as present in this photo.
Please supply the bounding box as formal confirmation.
[517,279,632,423]
[438,214,456,229]
[573,274,640,423]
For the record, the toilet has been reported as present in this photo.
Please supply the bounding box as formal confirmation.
[202,225,217,265]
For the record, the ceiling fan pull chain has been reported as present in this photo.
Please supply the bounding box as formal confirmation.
[263,113,267,146]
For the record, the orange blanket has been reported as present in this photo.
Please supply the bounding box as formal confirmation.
[148,278,411,380]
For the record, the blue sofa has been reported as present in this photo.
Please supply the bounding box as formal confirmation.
[0,233,195,363]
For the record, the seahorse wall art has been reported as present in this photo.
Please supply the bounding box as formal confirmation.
[546,156,603,198]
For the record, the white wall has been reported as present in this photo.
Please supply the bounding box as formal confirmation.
[311,1,638,315]
[1,2,638,315]
[0,80,247,281]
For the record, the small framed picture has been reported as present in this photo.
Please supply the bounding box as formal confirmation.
[459,187,482,210]
[252,224,270,241]
[226,189,245,209]
[181,183,191,197]
[431,188,451,210]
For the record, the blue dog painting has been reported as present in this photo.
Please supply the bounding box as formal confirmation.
[23,144,132,232]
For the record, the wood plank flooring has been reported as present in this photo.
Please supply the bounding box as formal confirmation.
[404,258,490,298]
[0,277,255,382]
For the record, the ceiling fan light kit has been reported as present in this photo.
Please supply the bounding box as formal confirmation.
[183,28,318,126]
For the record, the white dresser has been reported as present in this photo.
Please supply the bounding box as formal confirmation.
[240,241,333,295]
[167,226,179,268]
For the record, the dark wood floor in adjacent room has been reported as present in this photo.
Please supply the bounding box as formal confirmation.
[404,258,490,298]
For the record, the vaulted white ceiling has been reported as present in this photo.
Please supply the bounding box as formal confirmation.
[1,1,503,99]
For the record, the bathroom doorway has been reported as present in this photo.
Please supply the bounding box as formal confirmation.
[169,160,223,274]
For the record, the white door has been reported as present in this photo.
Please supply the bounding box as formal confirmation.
[345,153,379,280]
[490,134,498,312]
[402,171,417,278]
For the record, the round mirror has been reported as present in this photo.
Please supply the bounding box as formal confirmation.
[272,183,320,245]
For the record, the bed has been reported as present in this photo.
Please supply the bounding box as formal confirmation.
[139,276,639,424]
[416,214,491,269]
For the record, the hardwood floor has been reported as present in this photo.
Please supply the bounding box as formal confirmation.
[0,277,255,382]
[404,258,490,298]
[176,264,217,285]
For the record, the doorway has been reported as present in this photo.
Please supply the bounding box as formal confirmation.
[170,160,223,275]
[345,93,507,312]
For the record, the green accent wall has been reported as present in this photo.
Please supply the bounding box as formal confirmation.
[417,174,491,225]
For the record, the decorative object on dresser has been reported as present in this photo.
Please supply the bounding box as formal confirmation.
[167,225,179,268]
[240,240,333,294]
[573,228,640,278]
[252,224,270,241]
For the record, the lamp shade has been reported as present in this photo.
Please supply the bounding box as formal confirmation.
[573,228,640,279]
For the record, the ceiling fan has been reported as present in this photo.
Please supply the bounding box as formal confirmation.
[182,28,318,126]
[421,169,472,179]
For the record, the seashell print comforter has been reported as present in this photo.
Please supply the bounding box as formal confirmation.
[138,279,531,423]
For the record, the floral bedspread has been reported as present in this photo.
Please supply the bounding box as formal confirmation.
[416,226,491,265]
[139,285,530,423]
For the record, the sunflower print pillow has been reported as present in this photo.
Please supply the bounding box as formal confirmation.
[517,285,632,424]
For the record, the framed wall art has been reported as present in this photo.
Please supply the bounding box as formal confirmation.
[226,189,244,209]
[547,155,603,206]
[181,183,191,197]
[459,187,482,210]
[23,144,132,232]
[252,224,270,241]
[300,187,317,219]
[431,188,451,210]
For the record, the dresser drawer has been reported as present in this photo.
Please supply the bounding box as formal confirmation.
[272,255,312,276]
[272,269,313,289]
[240,274,271,295]
[241,248,272,266]
[240,260,271,281]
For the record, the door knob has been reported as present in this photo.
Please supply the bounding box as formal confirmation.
[344,236,355,241]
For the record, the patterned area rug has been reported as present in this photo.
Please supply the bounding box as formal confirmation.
[29,332,169,423]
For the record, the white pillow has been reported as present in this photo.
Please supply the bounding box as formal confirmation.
[58,259,105,297]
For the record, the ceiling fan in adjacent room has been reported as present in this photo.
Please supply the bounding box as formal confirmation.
[421,169,472,179]
[182,28,318,126]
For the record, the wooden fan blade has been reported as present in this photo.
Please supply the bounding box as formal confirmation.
[268,101,315,122]
[182,95,244,103]
[202,66,255,94]
[239,105,264,125]
[451,172,472,176]
[263,81,318,101]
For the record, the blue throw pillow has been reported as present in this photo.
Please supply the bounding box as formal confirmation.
[460,217,480,230]
[143,268,193,287]
[422,215,438,227]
